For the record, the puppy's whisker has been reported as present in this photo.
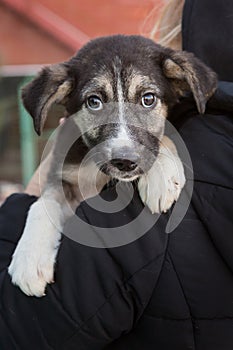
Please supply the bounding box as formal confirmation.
[95,161,106,167]
[145,173,150,204]
[80,151,104,165]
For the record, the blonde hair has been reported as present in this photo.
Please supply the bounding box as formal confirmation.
[143,0,184,50]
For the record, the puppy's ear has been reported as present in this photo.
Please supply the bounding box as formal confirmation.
[22,63,73,135]
[162,51,217,114]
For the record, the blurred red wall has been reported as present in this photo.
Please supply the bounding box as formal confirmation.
[0,0,163,65]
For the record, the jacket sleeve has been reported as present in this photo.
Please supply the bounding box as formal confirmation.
[0,193,37,272]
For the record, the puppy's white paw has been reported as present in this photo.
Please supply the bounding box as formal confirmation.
[138,137,185,214]
[8,243,57,297]
[8,199,63,297]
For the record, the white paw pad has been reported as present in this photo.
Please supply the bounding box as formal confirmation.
[8,246,56,297]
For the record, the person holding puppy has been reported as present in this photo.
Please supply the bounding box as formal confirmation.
[0,0,233,349]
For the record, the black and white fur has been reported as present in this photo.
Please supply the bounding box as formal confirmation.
[8,35,217,296]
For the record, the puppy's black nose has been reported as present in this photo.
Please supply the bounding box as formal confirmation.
[110,147,140,172]
[111,159,138,172]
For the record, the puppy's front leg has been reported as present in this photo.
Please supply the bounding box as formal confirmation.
[8,159,109,297]
[138,136,185,214]
[8,187,71,297]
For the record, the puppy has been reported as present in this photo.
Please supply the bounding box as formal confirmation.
[8,35,217,296]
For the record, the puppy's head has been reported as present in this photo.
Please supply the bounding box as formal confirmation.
[22,35,217,181]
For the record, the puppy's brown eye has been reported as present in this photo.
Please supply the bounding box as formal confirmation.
[141,93,156,108]
[87,96,103,111]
